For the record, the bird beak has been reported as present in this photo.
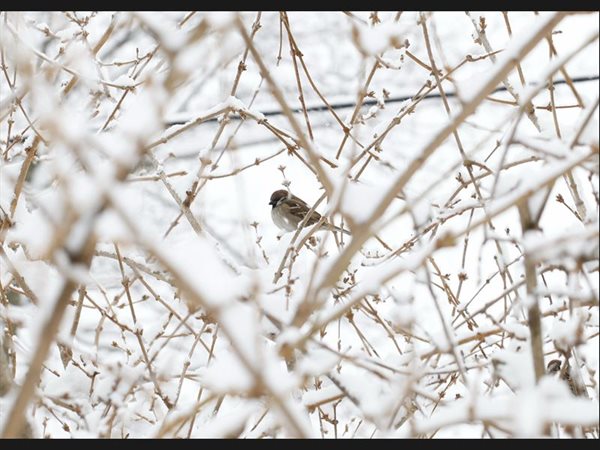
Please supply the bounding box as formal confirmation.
[269,199,275,206]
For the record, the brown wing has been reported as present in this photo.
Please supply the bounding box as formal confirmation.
[288,195,322,227]
[562,363,584,397]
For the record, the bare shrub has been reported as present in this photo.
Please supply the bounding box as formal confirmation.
[0,11,598,438]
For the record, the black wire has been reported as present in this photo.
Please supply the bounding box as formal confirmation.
[166,75,599,126]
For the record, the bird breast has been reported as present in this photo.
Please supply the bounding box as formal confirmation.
[272,205,298,231]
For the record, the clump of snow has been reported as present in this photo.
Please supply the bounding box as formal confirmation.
[117,82,166,146]
[490,345,535,391]
[154,234,252,308]
[353,21,407,56]
[199,350,254,394]
[135,12,187,52]
[549,311,589,352]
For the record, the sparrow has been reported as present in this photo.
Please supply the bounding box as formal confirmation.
[546,358,583,397]
[269,189,350,235]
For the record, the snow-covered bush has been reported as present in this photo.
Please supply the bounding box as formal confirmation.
[0,11,598,438]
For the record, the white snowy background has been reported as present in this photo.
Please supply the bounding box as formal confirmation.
[0,11,598,438]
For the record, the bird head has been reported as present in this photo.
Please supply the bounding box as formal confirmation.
[269,189,289,207]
